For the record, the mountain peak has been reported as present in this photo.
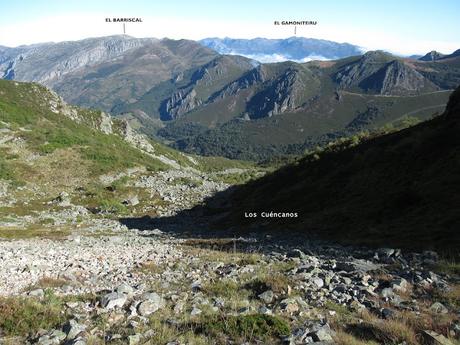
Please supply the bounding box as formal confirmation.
[419,50,445,61]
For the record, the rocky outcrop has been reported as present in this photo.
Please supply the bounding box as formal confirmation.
[0,36,157,84]
[160,88,202,120]
[212,65,267,99]
[334,51,394,90]
[246,67,306,118]
[335,51,439,95]
[373,60,439,95]
[419,50,445,61]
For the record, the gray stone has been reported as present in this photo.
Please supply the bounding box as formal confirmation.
[258,290,274,304]
[376,248,395,258]
[100,292,127,309]
[128,334,142,345]
[422,330,454,345]
[213,297,225,308]
[54,191,71,206]
[380,288,394,298]
[70,338,86,345]
[381,308,394,319]
[191,307,202,316]
[37,335,59,345]
[312,277,324,289]
[123,195,139,206]
[50,330,66,341]
[391,278,409,292]
[174,301,185,314]
[430,302,448,314]
[29,288,45,297]
[117,283,134,295]
[310,324,334,342]
[335,262,355,272]
[63,319,86,340]
[288,249,306,259]
[140,292,162,302]
[342,277,352,285]
[258,306,273,315]
[280,298,299,314]
[137,299,163,316]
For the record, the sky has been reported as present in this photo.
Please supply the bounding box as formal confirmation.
[0,0,459,55]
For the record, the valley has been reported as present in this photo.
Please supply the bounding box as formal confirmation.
[0,32,460,345]
[2,36,460,160]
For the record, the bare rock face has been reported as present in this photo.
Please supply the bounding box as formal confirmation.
[246,68,306,118]
[373,60,439,95]
[117,120,155,154]
[334,51,439,95]
[419,50,445,62]
[98,112,113,134]
[0,36,156,84]
[161,88,202,120]
[215,65,267,99]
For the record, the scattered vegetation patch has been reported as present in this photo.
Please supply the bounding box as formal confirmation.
[431,284,460,310]
[214,171,259,185]
[246,273,293,296]
[192,314,290,343]
[0,292,67,337]
[202,279,242,300]
[333,330,380,345]
[0,157,15,181]
[432,261,460,277]
[345,319,418,345]
[172,176,203,187]
[135,261,169,275]
[28,277,68,290]
[0,226,70,240]
[98,198,128,214]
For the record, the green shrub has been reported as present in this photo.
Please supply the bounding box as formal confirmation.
[99,198,127,214]
[194,314,290,342]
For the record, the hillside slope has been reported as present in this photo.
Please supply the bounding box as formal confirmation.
[0,36,218,112]
[156,51,460,160]
[0,79,257,227]
[212,86,460,255]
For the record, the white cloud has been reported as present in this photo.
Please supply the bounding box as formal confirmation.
[225,52,330,63]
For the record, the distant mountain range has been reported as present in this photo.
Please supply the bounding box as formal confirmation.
[1,35,459,160]
[199,37,363,63]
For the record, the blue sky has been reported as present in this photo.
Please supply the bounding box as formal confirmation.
[1,0,459,55]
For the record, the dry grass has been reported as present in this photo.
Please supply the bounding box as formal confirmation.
[398,309,457,337]
[246,272,293,297]
[30,277,68,290]
[334,330,379,345]
[180,244,261,266]
[19,148,90,196]
[0,226,70,240]
[135,260,169,275]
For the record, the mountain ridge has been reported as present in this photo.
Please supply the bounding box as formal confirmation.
[199,36,363,62]
[2,36,460,160]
